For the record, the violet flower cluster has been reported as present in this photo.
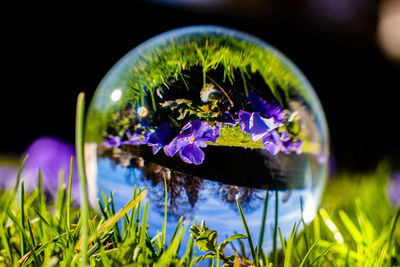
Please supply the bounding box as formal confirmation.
[238,91,302,155]
[104,120,220,165]
[163,120,220,165]
[103,91,302,163]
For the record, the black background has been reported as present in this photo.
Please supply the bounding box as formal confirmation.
[2,2,400,171]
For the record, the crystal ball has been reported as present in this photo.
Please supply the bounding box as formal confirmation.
[84,26,329,251]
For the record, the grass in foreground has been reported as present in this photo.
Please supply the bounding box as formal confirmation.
[0,159,398,266]
[0,93,398,266]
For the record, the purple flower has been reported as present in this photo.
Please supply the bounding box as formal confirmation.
[248,90,286,123]
[387,171,400,206]
[238,110,282,142]
[14,137,80,204]
[262,130,281,155]
[147,122,176,154]
[163,120,220,165]
[103,136,121,148]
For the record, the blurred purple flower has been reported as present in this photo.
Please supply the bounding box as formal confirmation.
[121,130,150,146]
[147,122,176,154]
[280,130,303,155]
[3,137,81,204]
[387,171,400,206]
[0,166,18,188]
[103,136,121,148]
[248,90,286,123]
[164,120,220,164]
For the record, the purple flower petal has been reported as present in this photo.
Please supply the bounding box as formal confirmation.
[248,90,286,123]
[162,120,219,164]
[164,137,187,157]
[20,136,81,204]
[262,130,281,155]
[249,113,277,141]
[248,90,270,115]
[147,122,174,155]
[178,143,205,164]
[238,110,252,133]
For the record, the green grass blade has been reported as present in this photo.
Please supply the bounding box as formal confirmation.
[20,180,26,256]
[32,209,60,236]
[236,199,257,266]
[308,242,335,266]
[158,224,185,265]
[190,253,216,265]
[37,169,51,264]
[25,217,40,266]
[170,216,184,244]
[1,155,28,224]
[319,209,344,245]
[77,191,146,249]
[258,189,268,255]
[0,218,12,262]
[273,178,279,266]
[218,234,247,254]
[75,92,90,266]
[139,202,149,250]
[66,156,74,235]
[239,68,249,97]
[283,222,297,267]
[298,241,318,267]
[387,207,400,265]
[338,210,363,244]
[109,192,122,244]
[162,177,168,250]
[182,218,196,266]
[278,227,287,256]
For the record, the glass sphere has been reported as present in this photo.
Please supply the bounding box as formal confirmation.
[84,26,329,252]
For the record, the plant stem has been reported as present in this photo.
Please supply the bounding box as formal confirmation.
[75,92,90,266]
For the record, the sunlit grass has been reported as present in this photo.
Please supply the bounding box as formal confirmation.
[0,93,398,266]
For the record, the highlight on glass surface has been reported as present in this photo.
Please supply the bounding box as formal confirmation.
[84,26,329,251]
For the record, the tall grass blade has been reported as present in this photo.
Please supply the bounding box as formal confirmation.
[66,156,74,235]
[162,177,168,250]
[273,177,279,266]
[258,188,269,255]
[20,180,26,256]
[75,92,90,266]
[236,199,257,266]
[298,241,318,267]
[283,222,297,267]
[25,217,40,266]
[338,210,362,244]
[76,191,146,249]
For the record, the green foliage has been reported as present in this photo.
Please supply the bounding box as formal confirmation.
[0,93,399,266]
[0,161,399,266]
[189,220,247,266]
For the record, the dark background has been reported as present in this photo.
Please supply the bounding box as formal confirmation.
[2,1,400,171]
